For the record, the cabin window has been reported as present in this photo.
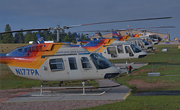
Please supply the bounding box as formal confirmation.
[117,46,124,53]
[31,46,36,51]
[138,41,144,48]
[81,57,92,69]
[107,47,117,57]
[24,48,27,52]
[125,46,134,56]
[49,58,64,71]
[27,47,30,51]
[68,57,77,70]
[18,48,22,52]
[125,46,132,53]
[142,39,150,45]
[137,41,140,46]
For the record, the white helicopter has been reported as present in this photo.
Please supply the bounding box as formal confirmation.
[72,31,148,60]
[127,36,153,51]
[127,26,175,45]
[0,40,121,95]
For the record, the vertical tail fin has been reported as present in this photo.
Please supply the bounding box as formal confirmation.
[74,32,81,42]
[36,34,44,44]
[112,31,119,38]
[97,32,104,39]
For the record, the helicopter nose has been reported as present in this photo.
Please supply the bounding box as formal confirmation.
[138,51,147,58]
[104,66,121,79]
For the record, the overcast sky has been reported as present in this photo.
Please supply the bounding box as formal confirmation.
[0,0,180,40]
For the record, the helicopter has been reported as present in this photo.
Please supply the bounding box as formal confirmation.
[0,17,171,91]
[103,30,154,51]
[127,36,153,51]
[70,31,147,60]
[0,41,121,86]
[110,30,154,51]
[126,26,175,45]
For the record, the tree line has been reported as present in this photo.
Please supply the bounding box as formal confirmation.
[0,24,90,44]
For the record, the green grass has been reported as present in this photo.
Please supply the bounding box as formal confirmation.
[80,95,180,110]
[133,65,180,76]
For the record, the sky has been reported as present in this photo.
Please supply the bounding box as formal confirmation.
[0,0,180,40]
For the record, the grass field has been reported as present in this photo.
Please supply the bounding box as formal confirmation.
[0,43,180,109]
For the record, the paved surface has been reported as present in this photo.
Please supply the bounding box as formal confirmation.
[3,63,148,103]
[5,85,131,102]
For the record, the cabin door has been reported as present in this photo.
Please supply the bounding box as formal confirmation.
[107,47,118,58]
[67,57,82,80]
[125,46,134,57]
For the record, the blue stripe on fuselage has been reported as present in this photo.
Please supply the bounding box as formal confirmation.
[0,54,6,57]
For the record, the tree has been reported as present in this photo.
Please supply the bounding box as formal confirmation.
[47,36,53,41]
[2,24,14,43]
[52,30,57,41]
[14,30,24,43]
[63,35,70,42]
[0,34,3,43]
[24,31,32,43]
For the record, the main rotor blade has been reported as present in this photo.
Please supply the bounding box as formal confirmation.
[67,16,172,28]
[77,29,125,33]
[0,28,49,34]
[125,26,176,32]
[0,16,172,34]
[151,26,176,28]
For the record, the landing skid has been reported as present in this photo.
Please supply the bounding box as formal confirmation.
[31,81,109,96]
[125,60,134,65]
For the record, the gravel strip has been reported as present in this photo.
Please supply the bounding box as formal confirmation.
[0,89,121,110]
[0,100,121,110]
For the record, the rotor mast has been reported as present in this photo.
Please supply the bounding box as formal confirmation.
[56,25,60,42]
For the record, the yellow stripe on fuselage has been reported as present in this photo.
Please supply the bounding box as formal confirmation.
[97,39,116,53]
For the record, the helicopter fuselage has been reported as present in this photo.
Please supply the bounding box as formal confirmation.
[0,43,121,81]
[70,39,147,59]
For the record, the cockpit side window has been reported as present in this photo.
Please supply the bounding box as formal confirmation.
[49,58,64,71]
[90,53,111,69]
[81,57,92,69]
[130,44,142,53]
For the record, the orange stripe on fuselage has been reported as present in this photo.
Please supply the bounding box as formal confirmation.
[2,43,63,69]
[83,39,115,52]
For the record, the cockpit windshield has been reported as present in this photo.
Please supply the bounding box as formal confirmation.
[90,53,111,69]
[130,44,142,53]
[142,39,150,45]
